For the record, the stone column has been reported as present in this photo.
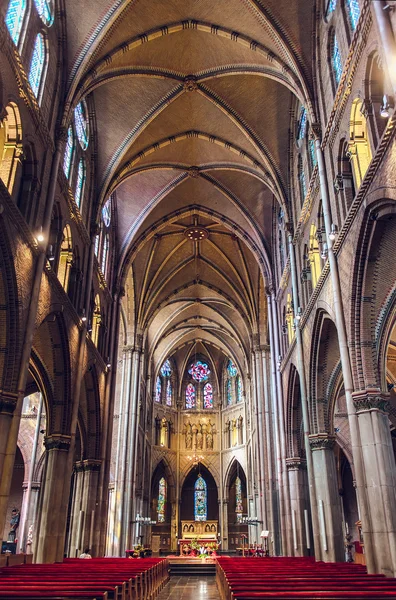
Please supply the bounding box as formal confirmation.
[0,391,18,538]
[68,462,85,556]
[35,434,72,563]
[353,390,396,576]
[80,460,102,554]
[286,458,309,556]
[309,434,344,562]
[25,482,40,556]
[222,499,229,551]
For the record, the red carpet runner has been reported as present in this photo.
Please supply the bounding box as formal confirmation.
[216,557,396,599]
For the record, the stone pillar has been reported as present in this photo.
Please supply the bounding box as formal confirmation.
[68,462,85,557]
[286,458,309,556]
[35,434,72,563]
[222,499,229,551]
[309,434,344,562]
[25,482,40,556]
[0,391,18,539]
[353,390,396,576]
[80,460,101,554]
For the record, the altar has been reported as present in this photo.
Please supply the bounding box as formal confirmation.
[179,520,219,556]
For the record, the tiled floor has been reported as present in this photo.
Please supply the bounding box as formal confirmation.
[157,576,220,599]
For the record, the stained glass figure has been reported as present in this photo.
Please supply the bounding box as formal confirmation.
[74,102,89,150]
[75,158,85,209]
[227,360,238,377]
[158,477,166,523]
[236,376,242,403]
[203,383,213,409]
[102,198,111,227]
[235,476,243,514]
[297,108,307,140]
[161,359,172,378]
[347,0,360,31]
[29,33,45,99]
[185,383,196,409]
[5,0,26,45]
[194,476,207,521]
[332,35,342,86]
[188,360,210,381]
[155,377,161,403]
[309,139,317,169]
[34,0,53,26]
[166,380,172,406]
[227,379,232,406]
[63,126,74,179]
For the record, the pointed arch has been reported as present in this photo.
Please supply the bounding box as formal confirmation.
[349,98,372,190]
[57,225,73,292]
[0,102,23,195]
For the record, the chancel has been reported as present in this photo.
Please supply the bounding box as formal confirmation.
[2,0,396,598]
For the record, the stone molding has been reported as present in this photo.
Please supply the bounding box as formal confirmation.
[44,434,71,452]
[308,433,336,451]
[285,456,306,471]
[352,390,389,414]
[0,390,18,415]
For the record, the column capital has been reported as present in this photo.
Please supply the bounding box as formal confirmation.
[285,456,307,471]
[0,390,18,415]
[82,459,102,472]
[308,433,336,451]
[44,433,71,452]
[352,389,390,413]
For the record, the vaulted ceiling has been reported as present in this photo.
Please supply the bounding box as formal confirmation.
[64,0,316,376]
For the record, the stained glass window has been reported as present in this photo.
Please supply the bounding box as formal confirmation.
[326,0,337,16]
[347,0,360,31]
[297,108,307,140]
[34,0,53,26]
[75,158,85,209]
[158,477,166,523]
[227,360,238,377]
[5,0,26,45]
[309,139,317,169]
[74,102,89,150]
[235,476,243,514]
[102,198,111,227]
[161,359,172,378]
[227,379,232,406]
[94,234,100,257]
[236,376,242,403]
[203,383,213,409]
[166,380,172,406]
[188,360,210,382]
[29,33,46,99]
[300,166,307,200]
[194,476,207,521]
[185,383,196,409]
[155,377,161,403]
[101,234,109,275]
[63,126,74,179]
[332,34,342,86]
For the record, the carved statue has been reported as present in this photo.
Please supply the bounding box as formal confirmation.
[7,508,20,543]
[185,421,192,449]
[196,426,203,450]
[206,431,213,450]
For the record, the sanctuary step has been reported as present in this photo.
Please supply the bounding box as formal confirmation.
[169,561,216,576]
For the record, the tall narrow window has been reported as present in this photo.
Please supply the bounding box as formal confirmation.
[332,34,342,86]
[158,477,166,523]
[299,157,306,202]
[235,476,243,515]
[346,0,360,32]
[74,158,85,209]
[166,380,172,406]
[101,234,109,276]
[308,223,321,288]
[286,293,294,344]
[34,0,54,26]
[161,359,172,377]
[297,107,307,140]
[326,0,337,16]
[74,101,89,150]
[57,225,73,292]
[203,383,213,409]
[92,294,101,347]
[185,383,196,409]
[227,360,238,378]
[63,126,74,179]
[94,233,100,257]
[309,139,317,170]
[226,379,232,406]
[236,376,242,403]
[5,0,26,45]
[349,98,372,189]
[102,198,111,227]
[29,33,46,100]
[155,377,161,403]
[194,476,207,521]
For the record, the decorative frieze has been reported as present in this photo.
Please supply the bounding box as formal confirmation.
[352,390,389,413]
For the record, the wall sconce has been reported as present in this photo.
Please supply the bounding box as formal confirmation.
[328,223,338,241]
[80,309,87,323]
[277,355,282,369]
[36,227,45,243]
[295,307,302,321]
[321,243,328,260]
[380,94,393,118]
[47,244,55,262]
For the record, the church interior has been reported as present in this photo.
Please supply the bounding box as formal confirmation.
[2,0,396,596]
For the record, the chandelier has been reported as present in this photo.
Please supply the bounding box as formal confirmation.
[187,452,204,467]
